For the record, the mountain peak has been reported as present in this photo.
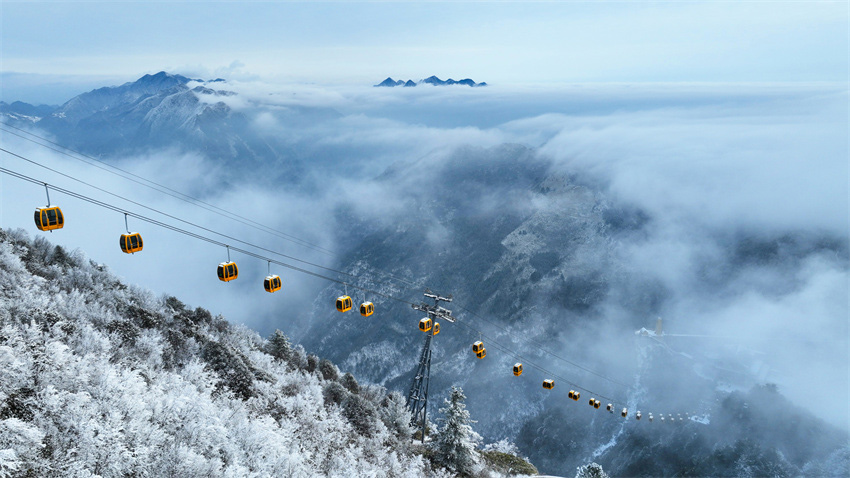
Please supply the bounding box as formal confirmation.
[374,77,404,87]
[374,75,486,87]
[135,71,192,86]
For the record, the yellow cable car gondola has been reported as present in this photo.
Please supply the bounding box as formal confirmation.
[264,275,282,293]
[621,408,628,418]
[120,233,143,254]
[513,363,523,376]
[35,207,64,232]
[542,379,555,390]
[568,390,580,401]
[433,322,440,335]
[360,301,374,317]
[475,348,486,359]
[218,262,238,282]
[263,261,281,293]
[34,185,64,232]
[119,214,142,254]
[636,411,642,420]
[217,246,238,282]
[418,317,432,332]
[336,295,353,312]
[589,399,600,409]
[472,341,484,354]
[607,404,614,413]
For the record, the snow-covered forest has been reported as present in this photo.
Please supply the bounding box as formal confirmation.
[0,228,538,477]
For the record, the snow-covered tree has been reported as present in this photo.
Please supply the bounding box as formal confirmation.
[483,438,520,456]
[430,386,481,476]
[265,329,292,364]
[381,391,414,440]
[576,462,610,478]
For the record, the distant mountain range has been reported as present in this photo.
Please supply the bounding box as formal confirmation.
[0,71,338,181]
[374,75,487,87]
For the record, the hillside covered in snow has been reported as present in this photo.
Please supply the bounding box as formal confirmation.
[0,228,537,477]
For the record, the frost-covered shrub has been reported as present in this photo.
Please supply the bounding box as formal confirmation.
[289,344,308,370]
[381,391,414,440]
[319,358,339,381]
[576,462,609,478]
[201,341,256,400]
[342,394,377,437]
[126,304,163,329]
[323,381,348,407]
[305,354,319,373]
[340,372,360,393]
[483,438,520,455]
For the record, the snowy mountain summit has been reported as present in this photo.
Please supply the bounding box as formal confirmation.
[374,76,486,87]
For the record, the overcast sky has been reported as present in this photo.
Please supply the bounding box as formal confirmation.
[1,1,847,104]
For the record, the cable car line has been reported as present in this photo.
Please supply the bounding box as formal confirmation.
[455,303,631,388]
[1,156,681,422]
[0,146,417,291]
[0,123,429,290]
[0,123,334,256]
[0,140,416,287]
[0,165,417,307]
[451,315,624,406]
[1,145,639,401]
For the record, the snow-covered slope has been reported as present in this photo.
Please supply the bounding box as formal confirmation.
[0,228,537,477]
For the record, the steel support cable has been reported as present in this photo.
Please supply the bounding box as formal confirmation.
[454,303,631,388]
[0,165,417,307]
[0,132,425,291]
[0,146,420,293]
[0,123,430,289]
[0,123,334,255]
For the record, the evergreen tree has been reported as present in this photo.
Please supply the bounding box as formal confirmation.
[265,330,292,364]
[431,386,481,476]
[380,391,414,440]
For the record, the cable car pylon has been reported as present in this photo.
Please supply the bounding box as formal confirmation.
[407,289,453,443]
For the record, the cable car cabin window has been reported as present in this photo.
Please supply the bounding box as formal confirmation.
[218,262,238,282]
[35,207,64,231]
[336,296,352,312]
[360,302,374,317]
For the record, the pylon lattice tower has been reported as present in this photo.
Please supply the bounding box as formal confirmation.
[406,290,453,442]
